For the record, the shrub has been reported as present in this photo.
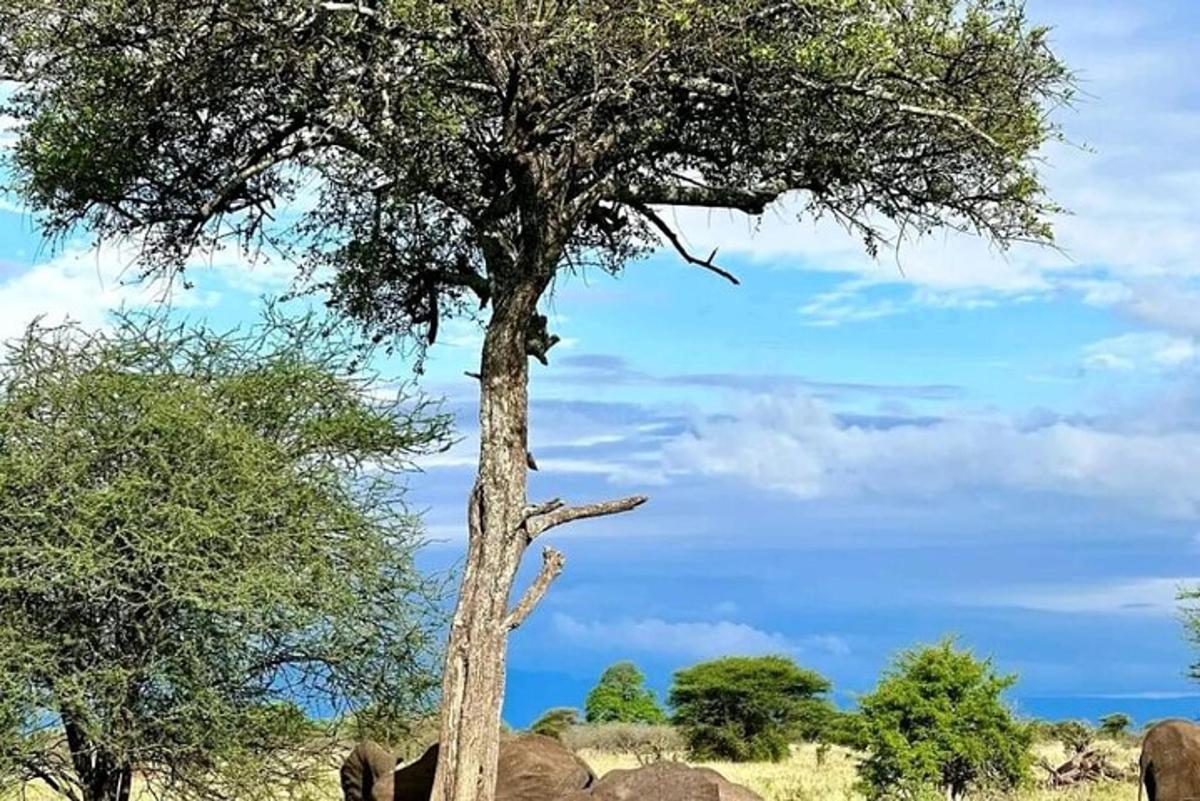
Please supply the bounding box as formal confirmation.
[585,662,666,724]
[530,708,580,740]
[857,640,1031,801]
[1050,720,1094,754]
[1098,713,1132,740]
[669,655,833,762]
[823,710,870,750]
[561,723,683,764]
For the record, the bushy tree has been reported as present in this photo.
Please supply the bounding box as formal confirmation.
[857,641,1030,801]
[823,710,870,751]
[1050,720,1093,754]
[1098,714,1131,740]
[3,3,1072,798]
[0,313,451,801]
[585,662,665,725]
[528,708,579,741]
[670,655,832,762]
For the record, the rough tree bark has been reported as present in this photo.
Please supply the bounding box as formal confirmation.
[63,714,132,801]
[430,273,645,801]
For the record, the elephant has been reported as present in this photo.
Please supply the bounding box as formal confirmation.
[561,761,763,801]
[1140,719,1200,801]
[341,741,398,801]
[340,733,595,801]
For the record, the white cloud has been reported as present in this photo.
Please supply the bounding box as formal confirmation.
[979,577,1200,616]
[0,243,218,343]
[551,613,848,660]
[1083,332,1199,371]
[663,393,1200,517]
[1120,283,1200,338]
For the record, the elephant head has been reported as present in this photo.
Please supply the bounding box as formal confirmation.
[340,741,398,801]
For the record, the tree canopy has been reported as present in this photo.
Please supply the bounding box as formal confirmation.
[2,0,1070,348]
[584,662,665,725]
[0,312,452,801]
[669,655,833,762]
[1098,713,1131,740]
[856,640,1030,801]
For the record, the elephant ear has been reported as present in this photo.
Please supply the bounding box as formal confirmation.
[341,741,397,801]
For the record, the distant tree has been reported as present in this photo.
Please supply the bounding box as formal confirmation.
[0,313,451,801]
[3,2,1073,798]
[1050,720,1094,754]
[857,640,1031,801]
[585,662,665,725]
[528,708,580,741]
[822,710,869,751]
[670,655,832,762]
[1098,714,1132,740]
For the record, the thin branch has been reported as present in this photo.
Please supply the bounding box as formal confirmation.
[630,204,740,285]
[504,546,566,631]
[526,495,648,539]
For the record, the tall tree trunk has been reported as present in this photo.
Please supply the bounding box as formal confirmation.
[430,268,646,801]
[430,280,540,801]
[63,714,133,801]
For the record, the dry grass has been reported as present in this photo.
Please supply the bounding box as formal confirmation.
[579,742,1140,801]
[3,742,1140,801]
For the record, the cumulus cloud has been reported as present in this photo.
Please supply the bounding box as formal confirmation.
[0,244,215,343]
[663,393,1200,517]
[551,613,848,660]
[1119,282,1200,338]
[1082,331,1199,371]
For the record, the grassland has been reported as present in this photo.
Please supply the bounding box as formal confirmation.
[3,742,1139,801]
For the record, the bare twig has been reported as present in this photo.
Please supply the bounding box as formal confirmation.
[629,204,740,285]
[504,547,566,631]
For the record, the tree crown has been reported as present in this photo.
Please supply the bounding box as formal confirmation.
[584,661,665,725]
[856,640,1030,801]
[3,0,1071,348]
[0,311,452,801]
[669,655,832,762]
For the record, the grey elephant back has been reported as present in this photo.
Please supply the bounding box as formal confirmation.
[341,741,399,801]
[1141,719,1200,801]
[564,761,763,801]
[348,733,595,801]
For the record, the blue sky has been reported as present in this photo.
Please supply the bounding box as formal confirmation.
[3,0,1200,728]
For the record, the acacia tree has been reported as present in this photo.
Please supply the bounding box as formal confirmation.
[1,2,1070,799]
[0,313,451,801]
[857,641,1030,801]
[669,656,833,762]
[585,662,665,725]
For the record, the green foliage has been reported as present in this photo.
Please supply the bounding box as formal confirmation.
[856,640,1031,801]
[1048,720,1093,754]
[669,655,833,763]
[1098,714,1131,740]
[822,710,870,750]
[529,708,580,740]
[0,312,452,801]
[3,0,1071,350]
[585,662,666,725]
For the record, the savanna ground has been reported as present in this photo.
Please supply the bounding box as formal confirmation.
[2,742,1140,801]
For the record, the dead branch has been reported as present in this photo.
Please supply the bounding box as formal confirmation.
[525,495,648,539]
[504,547,566,631]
